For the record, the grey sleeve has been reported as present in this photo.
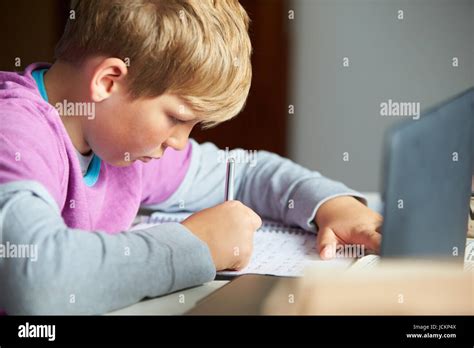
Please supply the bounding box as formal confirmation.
[145,139,366,233]
[0,180,215,315]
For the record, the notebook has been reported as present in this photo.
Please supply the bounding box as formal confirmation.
[131,211,354,277]
[131,211,474,276]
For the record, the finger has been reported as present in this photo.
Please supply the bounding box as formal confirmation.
[375,214,383,234]
[245,207,262,229]
[350,229,382,253]
[375,224,382,234]
[253,213,263,229]
[316,227,339,260]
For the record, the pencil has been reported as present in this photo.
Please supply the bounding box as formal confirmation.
[225,157,235,201]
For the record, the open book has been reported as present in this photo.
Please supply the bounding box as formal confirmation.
[131,211,474,277]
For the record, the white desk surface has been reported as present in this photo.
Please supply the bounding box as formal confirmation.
[107,280,229,315]
[108,193,382,315]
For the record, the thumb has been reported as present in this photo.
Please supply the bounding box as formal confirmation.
[316,226,338,260]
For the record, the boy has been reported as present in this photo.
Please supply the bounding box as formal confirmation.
[0,0,382,314]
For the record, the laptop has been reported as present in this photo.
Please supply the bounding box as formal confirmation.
[187,87,474,315]
[381,87,473,260]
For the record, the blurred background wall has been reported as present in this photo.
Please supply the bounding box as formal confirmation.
[0,1,68,69]
[288,0,474,191]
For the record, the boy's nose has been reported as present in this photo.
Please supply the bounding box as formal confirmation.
[165,136,188,151]
[166,126,193,151]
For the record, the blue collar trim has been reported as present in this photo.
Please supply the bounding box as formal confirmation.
[31,68,101,186]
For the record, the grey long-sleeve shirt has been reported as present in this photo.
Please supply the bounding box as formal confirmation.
[0,140,364,314]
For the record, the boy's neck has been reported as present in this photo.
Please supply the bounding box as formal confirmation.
[43,62,92,156]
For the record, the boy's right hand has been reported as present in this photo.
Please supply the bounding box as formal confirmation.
[181,201,262,271]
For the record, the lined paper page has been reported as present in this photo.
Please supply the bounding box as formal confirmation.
[130,211,353,277]
[218,227,353,277]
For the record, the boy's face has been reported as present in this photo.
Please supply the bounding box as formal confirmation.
[83,93,200,166]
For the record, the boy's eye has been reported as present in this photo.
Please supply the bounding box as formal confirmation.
[169,115,185,125]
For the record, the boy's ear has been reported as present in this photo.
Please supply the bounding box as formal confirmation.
[90,58,128,102]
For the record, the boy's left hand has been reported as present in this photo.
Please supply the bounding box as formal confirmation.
[314,196,383,259]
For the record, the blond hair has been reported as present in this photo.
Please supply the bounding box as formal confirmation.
[55,0,252,127]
